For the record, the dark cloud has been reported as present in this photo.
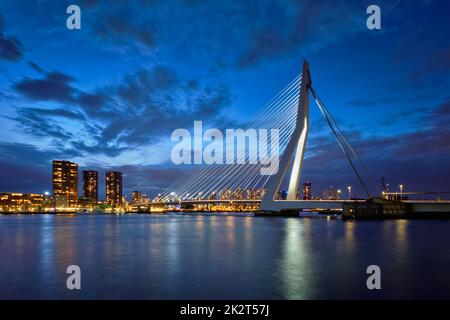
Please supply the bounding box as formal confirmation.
[0,141,77,194]
[237,1,362,68]
[0,36,23,61]
[85,1,359,70]
[9,108,74,141]
[77,92,110,114]
[21,107,85,120]
[13,72,77,103]
[27,60,45,73]
[81,0,100,7]
[11,64,233,159]
[114,66,177,108]
[86,65,231,147]
[347,95,399,107]
[0,161,49,193]
[13,66,110,114]
[0,141,58,166]
[408,45,450,84]
[0,15,23,61]
[346,43,450,109]
[71,140,129,158]
[92,4,157,51]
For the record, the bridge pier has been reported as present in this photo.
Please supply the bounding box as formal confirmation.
[260,60,314,213]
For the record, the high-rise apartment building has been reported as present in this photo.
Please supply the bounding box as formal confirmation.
[82,170,98,204]
[106,171,122,206]
[52,160,78,207]
[303,181,312,200]
[131,191,142,205]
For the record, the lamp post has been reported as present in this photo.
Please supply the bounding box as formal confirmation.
[399,184,403,200]
[347,185,352,200]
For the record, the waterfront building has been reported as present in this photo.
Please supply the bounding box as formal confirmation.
[207,191,218,201]
[0,193,44,212]
[141,194,149,204]
[52,160,78,208]
[234,188,244,200]
[122,196,128,207]
[106,171,122,206]
[323,186,341,200]
[131,191,142,204]
[303,181,312,200]
[78,197,93,208]
[219,188,233,200]
[82,170,98,204]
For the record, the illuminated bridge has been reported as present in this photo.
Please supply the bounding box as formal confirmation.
[150,61,447,213]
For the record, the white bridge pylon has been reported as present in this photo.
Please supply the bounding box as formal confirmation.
[260,60,343,212]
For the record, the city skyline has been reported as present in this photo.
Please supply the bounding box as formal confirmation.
[0,157,331,199]
[1,1,450,198]
[0,156,353,209]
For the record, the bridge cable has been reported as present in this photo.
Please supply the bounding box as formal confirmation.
[162,74,302,200]
[309,86,377,190]
[310,86,372,198]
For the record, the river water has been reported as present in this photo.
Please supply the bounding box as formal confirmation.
[0,214,449,299]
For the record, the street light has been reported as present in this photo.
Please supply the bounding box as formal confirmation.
[337,189,342,200]
[399,184,403,200]
[347,186,352,200]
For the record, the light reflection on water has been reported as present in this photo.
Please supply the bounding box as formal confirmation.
[0,214,449,299]
[280,219,314,299]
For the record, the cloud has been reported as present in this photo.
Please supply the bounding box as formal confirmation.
[13,72,77,103]
[0,160,49,193]
[27,60,45,73]
[10,64,234,160]
[0,141,59,166]
[114,66,177,108]
[92,66,232,147]
[26,107,85,120]
[236,1,363,68]
[9,108,75,141]
[90,2,158,52]
[0,15,23,61]
[70,140,129,158]
[13,69,112,119]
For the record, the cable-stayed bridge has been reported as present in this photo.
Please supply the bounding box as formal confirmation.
[154,61,373,212]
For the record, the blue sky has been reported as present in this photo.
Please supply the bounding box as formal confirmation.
[1,0,450,199]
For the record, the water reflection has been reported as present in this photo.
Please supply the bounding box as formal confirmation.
[225,216,235,246]
[0,215,449,299]
[394,220,409,255]
[242,216,254,252]
[344,221,356,254]
[280,219,314,299]
[39,215,55,288]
